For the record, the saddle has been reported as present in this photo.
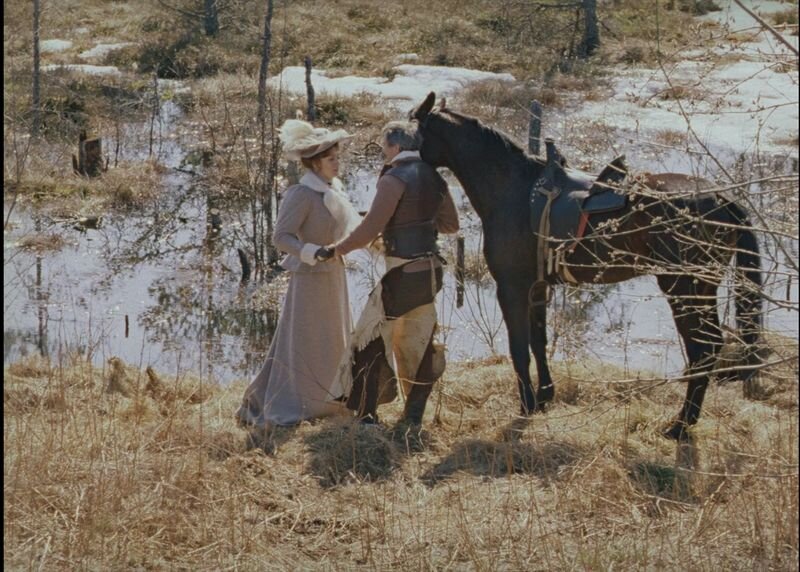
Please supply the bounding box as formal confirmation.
[530,138,629,289]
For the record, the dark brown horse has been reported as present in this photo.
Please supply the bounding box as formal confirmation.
[410,92,763,440]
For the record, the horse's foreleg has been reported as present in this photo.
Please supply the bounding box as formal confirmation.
[497,279,538,415]
[529,294,554,405]
[659,277,722,441]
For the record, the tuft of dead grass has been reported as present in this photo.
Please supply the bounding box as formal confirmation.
[305,420,402,488]
[769,7,799,28]
[657,84,708,102]
[653,128,688,147]
[6,158,168,212]
[773,132,800,148]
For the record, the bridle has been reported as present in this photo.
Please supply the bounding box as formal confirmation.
[412,109,448,156]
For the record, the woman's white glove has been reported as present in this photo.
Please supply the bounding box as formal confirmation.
[300,243,321,265]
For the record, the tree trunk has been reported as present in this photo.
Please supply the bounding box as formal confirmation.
[282,55,316,187]
[286,158,299,185]
[256,1,273,163]
[204,0,219,36]
[528,100,542,156]
[32,0,41,138]
[304,56,316,122]
[579,0,600,58]
[257,0,277,271]
[82,137,104,176]
[72,130,105,177]
[78,130,86,173]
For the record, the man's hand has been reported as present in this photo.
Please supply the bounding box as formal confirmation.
[314,246,335,261]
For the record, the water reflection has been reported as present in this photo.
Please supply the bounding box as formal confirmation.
[4,91,797,385]
[3,187,281,383]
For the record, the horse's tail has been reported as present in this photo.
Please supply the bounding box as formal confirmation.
[727,201,764,384]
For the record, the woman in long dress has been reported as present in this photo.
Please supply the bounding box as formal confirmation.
[236,119,360,447]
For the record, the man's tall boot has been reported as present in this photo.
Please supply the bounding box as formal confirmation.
[401,341,446,425]
[346,337,393,424]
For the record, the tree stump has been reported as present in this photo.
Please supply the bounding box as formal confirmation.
[72,130,106,177]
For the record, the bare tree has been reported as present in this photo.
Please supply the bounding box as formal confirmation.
[255,0,278,273]
[579,0,600,58]
[155,0,218,35]
[31,0,41,138]
[204,0,219,36]
[732,0,799,57]
[304,56,316,122]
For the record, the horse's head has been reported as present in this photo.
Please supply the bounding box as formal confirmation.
[409,92,540,219]
[409,92,452,168]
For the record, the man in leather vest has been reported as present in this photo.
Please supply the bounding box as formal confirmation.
[324,120,459,425]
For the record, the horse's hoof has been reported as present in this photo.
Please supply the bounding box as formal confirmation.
[397,416,422,427]
[537,384,555,404]
[662,421,690,442]
[391,420,429,452]
[358,413,380,426]
[520,401,545,416]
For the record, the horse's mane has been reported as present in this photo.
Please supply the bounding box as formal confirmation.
[439,109,543,168]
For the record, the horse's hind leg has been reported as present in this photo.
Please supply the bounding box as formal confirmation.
[658,276,723,441]
[529,294,555,404]
[497,277,539,414]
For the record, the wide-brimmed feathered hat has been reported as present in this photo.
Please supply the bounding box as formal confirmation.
[279,118,353,161]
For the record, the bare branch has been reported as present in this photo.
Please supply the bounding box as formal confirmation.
[732,0,800,58]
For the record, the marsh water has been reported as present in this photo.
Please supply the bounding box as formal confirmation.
[4,90,798,385]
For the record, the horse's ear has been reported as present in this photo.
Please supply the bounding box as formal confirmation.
[411,92,436,121]
[437,97,447,110]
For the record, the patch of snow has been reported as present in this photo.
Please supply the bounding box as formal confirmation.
[41,64,122,76]
[699,0,799,62]
[40,39,73,53]
[79,42,135,60]
[392,53,419,65]
[698,0,797,27]
[75,27,90,35]
[157,78,191,94]
[269,64,515,112]
[568,0,798,158]
[396,63,515,89]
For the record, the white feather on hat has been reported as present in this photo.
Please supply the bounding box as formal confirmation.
[279,119,353,161]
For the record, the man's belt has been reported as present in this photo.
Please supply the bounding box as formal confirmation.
[383,222,439,259]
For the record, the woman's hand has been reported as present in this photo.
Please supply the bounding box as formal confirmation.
[314,246,335,261]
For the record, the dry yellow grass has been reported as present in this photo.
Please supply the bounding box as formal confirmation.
[4,340,798,570]
[2,0,717,210]
[5,157,167,213]
[3,0,708,95]
[3,1,798,568]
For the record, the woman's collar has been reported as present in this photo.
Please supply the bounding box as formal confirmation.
[300,171,336,193]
